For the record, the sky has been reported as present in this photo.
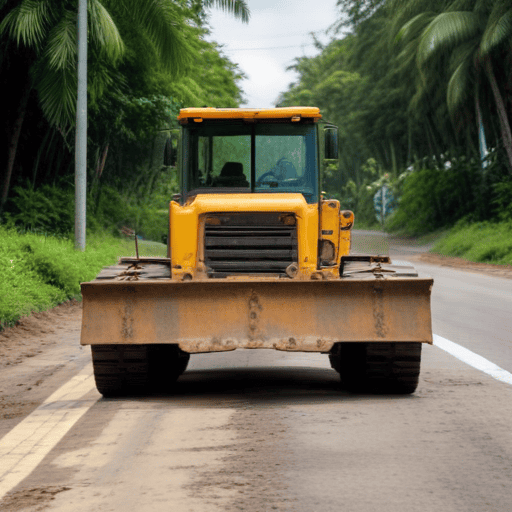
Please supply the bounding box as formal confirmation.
[206,0,341,108]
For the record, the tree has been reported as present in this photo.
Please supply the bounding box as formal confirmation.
[334,0,386,28]
[0,0,250,210]
[394,0,512,171]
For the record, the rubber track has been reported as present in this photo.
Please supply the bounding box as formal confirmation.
[330,342,422,394]
[92,345,150,397]
[91,345,190,397]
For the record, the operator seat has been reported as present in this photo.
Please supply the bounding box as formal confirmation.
[214,162,249,188]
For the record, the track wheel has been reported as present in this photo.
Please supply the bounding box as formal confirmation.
[91,345,150,397]
[330,342,422,394]
[92,345,190,396]
[149,345,190,391]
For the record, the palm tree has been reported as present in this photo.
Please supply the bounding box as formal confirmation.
[0,0,249,209]
[394,0,512,171]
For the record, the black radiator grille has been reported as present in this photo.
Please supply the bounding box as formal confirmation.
[204,213,298,277]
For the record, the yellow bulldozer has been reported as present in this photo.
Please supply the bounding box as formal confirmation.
[81,107,433,396]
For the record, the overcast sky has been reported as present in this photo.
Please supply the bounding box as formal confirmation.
[206,0,341,108]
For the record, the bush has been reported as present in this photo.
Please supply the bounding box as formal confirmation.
[3,165,178,242]
[432,221,512,265]
[91,184,169,241]
[0,228,126,328]
[0,226,167,328]
[385,149,512,235]
[3,183,74,234]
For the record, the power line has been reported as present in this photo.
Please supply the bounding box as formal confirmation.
[248,29,327,39]
[221,42,317,52]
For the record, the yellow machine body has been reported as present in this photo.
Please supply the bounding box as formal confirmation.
[82,277,432,353]
[80,107,433,395]
[169,193,354,281]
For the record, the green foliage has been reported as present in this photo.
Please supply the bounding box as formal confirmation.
[0,0,126,127]
[0,230,66,327]
[335,0,387,28]
[107,94,181,143]
[279,0,512,230]
[0,228,112,327]
[3,183,74,234]
[1,0,248,217]
[493,181,512,222]
[0,0,248,129]
[0,226,168,328]
[4,166,178,242]
[91,166,178,241]
[432,221,512,265]
[386,158,479,234]
[386,152,511,235]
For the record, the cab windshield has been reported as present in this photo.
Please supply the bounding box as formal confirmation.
[183,122,318,203]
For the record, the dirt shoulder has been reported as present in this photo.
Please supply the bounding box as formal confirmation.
[0,300,82,369]
[0,300,86,436]
[409,252,512,280]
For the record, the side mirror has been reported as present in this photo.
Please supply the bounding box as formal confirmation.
[164,136,177,166]
[324,126,338,160]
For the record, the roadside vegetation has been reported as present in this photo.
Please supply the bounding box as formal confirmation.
[432,221,512,266]
[0,226,166,329]
[1,0,249,222]
[279,0,512,263]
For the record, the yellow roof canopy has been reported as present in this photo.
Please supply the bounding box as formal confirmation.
[177,107,321,123]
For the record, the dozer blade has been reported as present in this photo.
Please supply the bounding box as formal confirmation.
[81,277,433,354]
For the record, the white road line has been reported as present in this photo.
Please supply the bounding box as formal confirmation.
[433,334,512,386]
[0,364,98,501]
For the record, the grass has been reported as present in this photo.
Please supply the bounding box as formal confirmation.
[0,227,167,329]
[432,221,512,265]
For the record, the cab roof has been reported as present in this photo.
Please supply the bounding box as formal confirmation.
[177,107,321,124]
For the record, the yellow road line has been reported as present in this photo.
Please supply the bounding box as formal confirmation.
[0,364,98,501]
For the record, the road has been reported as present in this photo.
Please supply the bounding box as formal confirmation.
[1,232,511,511]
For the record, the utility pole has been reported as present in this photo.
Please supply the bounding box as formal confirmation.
[75,0,87,250]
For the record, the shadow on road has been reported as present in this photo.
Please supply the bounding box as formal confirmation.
[101,367,418,406]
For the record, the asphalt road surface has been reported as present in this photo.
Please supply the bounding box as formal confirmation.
[1,232,511,512]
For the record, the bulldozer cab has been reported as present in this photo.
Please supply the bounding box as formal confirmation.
[80,106,432,397]
[177,107,336,204]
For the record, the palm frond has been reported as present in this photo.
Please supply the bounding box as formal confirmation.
[120,0,194,72]
[88,54,126,104]
[447,39,478,75]
[89,0,125,63]
[446,58,473,115]
[203,0,250,23]
[395,12,436,45]
[45,9,76,70]
[447,0,475,12]
[396,39,421,73]
[418,11,480,67]
[0,0,54,48]
[35,63,76,128]
[480,7,512,56]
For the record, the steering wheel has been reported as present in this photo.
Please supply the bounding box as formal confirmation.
[256,171,278,185]
[257,157,297,186]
